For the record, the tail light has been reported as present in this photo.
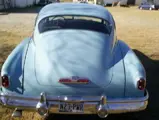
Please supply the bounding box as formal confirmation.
[59,79,71,83]
[1,75,10,88]
[77,79,89,83]
[137,78,146,90]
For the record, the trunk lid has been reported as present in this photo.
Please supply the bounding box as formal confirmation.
[35,30,113,88]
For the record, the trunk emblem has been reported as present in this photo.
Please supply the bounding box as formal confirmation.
[59,76,90,84]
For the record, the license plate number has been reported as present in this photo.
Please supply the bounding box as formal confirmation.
[59,102,84,113]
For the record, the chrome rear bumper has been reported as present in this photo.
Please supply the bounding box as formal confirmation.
[0,90,149,118]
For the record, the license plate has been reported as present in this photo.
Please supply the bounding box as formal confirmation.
[59,102,84,113]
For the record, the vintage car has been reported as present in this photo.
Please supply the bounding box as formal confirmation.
[0,3,148,119]
[139,2,156,10]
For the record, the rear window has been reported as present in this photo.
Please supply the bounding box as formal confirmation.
[38,15,111,34]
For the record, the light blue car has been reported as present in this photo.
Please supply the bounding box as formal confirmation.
[0,3,149,119]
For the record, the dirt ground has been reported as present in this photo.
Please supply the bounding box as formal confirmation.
[0,6,159,120]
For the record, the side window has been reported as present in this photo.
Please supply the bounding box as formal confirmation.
[103,20,112,34]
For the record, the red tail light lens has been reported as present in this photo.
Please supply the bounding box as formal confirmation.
[1,75,9,88]
[59,79,71,83]
[137,79,146,90]
[77,79,89,83]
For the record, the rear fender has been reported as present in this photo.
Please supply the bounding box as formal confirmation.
[119,40,146,97]
[0,38,31,94]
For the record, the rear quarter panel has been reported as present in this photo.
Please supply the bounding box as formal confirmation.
[119,40,146,97]
[0,38,30,94]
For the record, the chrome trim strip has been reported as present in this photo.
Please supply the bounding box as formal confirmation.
[0,90,149,115]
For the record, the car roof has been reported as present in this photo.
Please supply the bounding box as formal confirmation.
[37,3,113,23]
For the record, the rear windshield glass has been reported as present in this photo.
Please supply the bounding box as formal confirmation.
[38,15,111,34]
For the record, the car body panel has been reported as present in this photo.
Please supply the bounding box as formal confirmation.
[1,38,30,94]
[119,40,146,97]
[35,30,113,87]
[22,38,125,97]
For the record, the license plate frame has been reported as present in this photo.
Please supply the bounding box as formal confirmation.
[59,102,84,113]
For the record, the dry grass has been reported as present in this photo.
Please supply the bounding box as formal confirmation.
[107,7,159,60]
[0,6,159,120]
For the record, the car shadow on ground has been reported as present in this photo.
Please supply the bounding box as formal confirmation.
[46,49,159,120]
